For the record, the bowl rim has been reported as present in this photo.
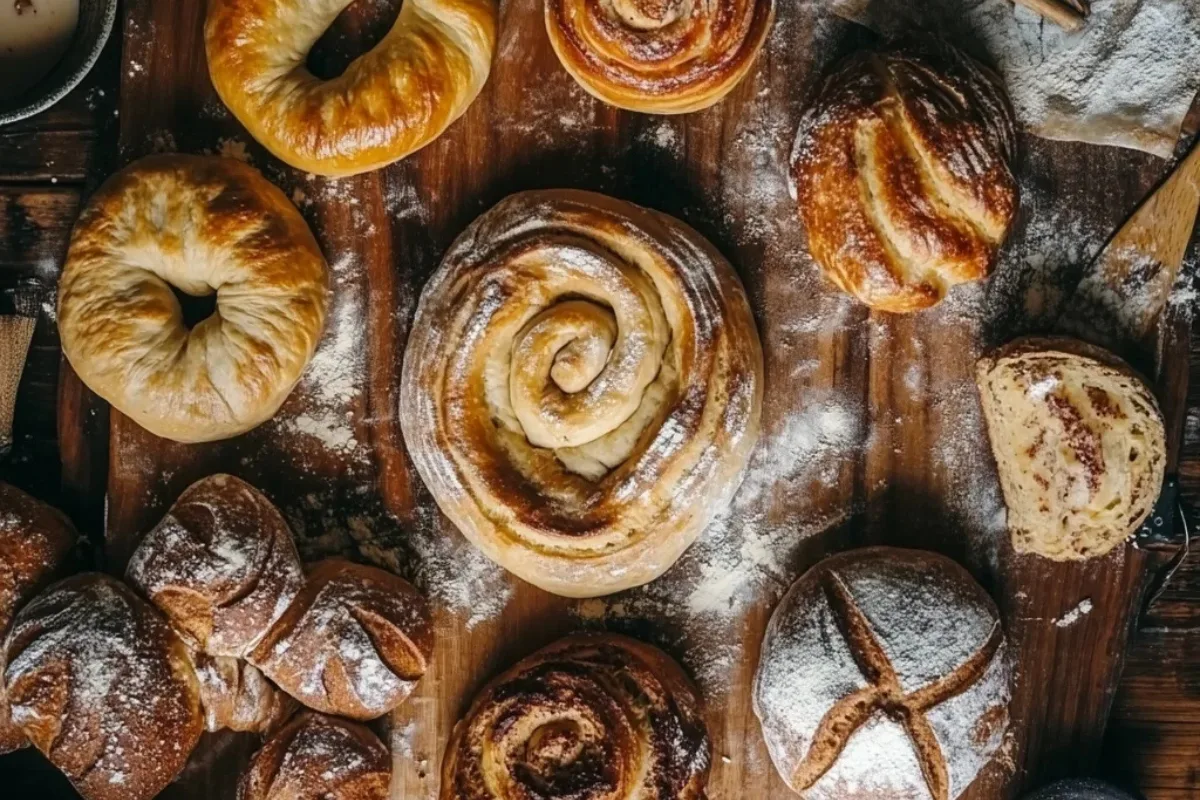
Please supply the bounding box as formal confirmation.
[0,0,120,126]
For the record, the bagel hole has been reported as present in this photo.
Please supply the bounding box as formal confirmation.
[307,0,406,80]
[172,286,218,330]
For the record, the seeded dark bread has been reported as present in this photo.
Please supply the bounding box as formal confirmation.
[753,547,1011,800]
[976,336,1166,560]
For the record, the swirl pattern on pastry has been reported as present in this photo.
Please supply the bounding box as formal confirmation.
[400,190,763,598]
[440,633,709,800]
[546,0,775,113]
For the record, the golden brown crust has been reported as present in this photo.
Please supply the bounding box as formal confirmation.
[126,474,306,659]
[206,0,498,176]
[440,632,710,800]
[976,336,1166,560]
[238,712,391,800]
[58,155,329,443]
[400,189,763,598]
[249,559,434,720]
[793,39,1018,313]
[545,0,774,114]
[0,483,77,754]
[2,574,203,800]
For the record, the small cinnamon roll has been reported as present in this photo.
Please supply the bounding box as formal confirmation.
[441,633,710,800]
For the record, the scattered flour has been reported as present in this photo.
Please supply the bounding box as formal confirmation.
[216,137,251,162]
[1054,598,1094,628]
[831,0,1200,157]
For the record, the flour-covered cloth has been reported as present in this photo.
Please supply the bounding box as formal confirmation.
[830,0,1200,158]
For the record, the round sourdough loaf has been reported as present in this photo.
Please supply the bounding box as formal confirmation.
[126,474,306,659]
[753,547,1011,800]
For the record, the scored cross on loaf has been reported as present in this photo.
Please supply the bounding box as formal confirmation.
[753,547,1012,800]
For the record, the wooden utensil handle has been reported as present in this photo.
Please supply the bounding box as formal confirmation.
[1013,0,1086,30]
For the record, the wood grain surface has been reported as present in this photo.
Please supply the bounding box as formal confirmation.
[0,1,1198,799]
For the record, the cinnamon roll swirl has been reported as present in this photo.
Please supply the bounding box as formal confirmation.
[545,0,775,113]
[400,190,763,598]
[440,633,710,800]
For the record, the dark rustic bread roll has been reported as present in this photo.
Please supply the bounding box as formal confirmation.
[237,711,390,800]
[792,39,1018,313]
[976,336,1166,560]
[249,558,434,720]
[2,574,204,800]
[441,633,710,800]
[189,650,296,733]
[1023,779,1141,800]
[0,482,77,754]
[126,473,305,658]
[753,547,1011,800]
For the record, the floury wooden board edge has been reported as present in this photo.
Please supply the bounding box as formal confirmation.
[58,0,1197,798]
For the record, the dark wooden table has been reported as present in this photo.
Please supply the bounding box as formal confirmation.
[1,9,1198,800]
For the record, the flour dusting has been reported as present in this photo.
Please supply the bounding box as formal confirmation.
[1054,598,1094,627]
[831,0,1200,157]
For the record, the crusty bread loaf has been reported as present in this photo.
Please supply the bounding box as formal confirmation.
[2,574,203,800]
[441,632,710,800]
[249,558,434,720]
[976,336,1166,560]
[792,38,1018,313]
[0,482,77,754]
[238,712,390,800]
[189,650,296,733]
[753,547,1011,800]
[127,474,305,658]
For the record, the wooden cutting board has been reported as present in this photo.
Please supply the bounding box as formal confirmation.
[56,1,1194,797]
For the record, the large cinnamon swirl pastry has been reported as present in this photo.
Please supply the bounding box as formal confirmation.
[400,190,763,598]
[440,633,710,800]
[545,0,775,114]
